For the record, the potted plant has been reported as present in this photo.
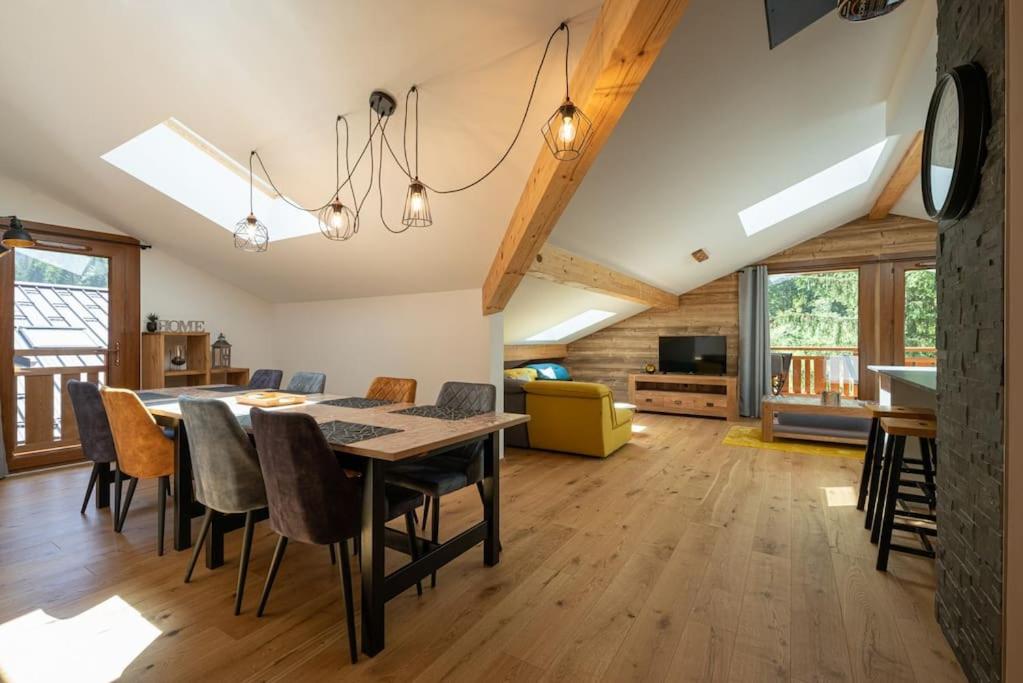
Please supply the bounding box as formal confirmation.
[145,313,160,333]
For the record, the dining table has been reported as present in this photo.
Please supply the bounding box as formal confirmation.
[135,384,529,656]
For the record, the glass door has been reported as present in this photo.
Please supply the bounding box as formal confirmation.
[2,224,140,472]
[895,263,938,367]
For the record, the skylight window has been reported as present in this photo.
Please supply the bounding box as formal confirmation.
[102,119,320,242]
[738,140,888,236]
[526,309,615,342]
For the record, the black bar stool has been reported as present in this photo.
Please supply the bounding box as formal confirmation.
[874,417,938,572]
[858,404,935,530]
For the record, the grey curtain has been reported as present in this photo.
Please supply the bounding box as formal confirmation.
[738,266,771,418]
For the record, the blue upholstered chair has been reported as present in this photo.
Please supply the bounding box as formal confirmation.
[386,381,496,587]
[248,369,283,390]
[285,371,326,394]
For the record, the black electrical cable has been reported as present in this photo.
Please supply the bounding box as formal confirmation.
[377,113,412,234]
[384,22,568,194]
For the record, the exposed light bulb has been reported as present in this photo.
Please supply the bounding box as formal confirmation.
[558,115,576,144]
[410,190,425,213]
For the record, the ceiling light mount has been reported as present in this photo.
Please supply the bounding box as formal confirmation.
[2,216,35,249]
[369,90,397,118]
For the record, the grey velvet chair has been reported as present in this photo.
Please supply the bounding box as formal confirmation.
[250,408,424,663]
[285,371,326,394]
[179,397,268,615]
[248,369,283,390]
[67,380,122,526]
[386,381,497,587]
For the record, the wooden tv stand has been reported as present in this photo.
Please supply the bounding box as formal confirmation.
[628,373,738,421]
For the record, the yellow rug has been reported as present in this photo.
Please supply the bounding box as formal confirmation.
[723,425,864,460]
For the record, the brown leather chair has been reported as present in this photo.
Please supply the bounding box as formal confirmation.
[100,386,175,555]
[366,376,417,404]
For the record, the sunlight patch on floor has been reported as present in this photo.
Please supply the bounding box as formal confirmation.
[824,485,858,507]
[0,596,161,682]
[631,424,648,433]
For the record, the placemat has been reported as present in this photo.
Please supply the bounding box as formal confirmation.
[391,405,486,421]
[137,391,176,403]
[320,420,403,446]
[318,397,395,409]
[202,385,248,393]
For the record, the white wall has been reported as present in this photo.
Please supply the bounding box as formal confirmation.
[271,289,503,407]
[1,173,276,370]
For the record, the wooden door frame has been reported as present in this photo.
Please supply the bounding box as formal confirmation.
[1005,0,1021,678]
[1,221,140,471]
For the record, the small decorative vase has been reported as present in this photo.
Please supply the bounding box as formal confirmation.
[644,363,656,374]
[146,321,158,333]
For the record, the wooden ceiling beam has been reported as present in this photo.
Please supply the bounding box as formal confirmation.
[869,130,925,220]
[527,244,677,309]
[481,0,692,315]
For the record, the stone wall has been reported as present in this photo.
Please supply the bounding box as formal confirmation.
[934,1,1005,681]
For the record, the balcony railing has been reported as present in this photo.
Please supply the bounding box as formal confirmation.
[771,346,936,397]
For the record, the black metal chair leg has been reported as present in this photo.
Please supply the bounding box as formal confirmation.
[157,476,168,556]
[257,535,289,617]
[918,437,937,511]
[857,417,880,510]
[329,543,337,565]
[117,477,138,533]
[81,463,100,514]
[876,435,907,572]
[864,428,887,530]
[337,541,358,664]
[404,512,423,596]
[870,436,896,544]
[113,467,124,532]
[184,509,215,583]
[235,511,256,615]
[421,496,430,531]
[430,496,440,588]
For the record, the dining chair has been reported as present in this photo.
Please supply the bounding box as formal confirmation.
[248,369,283,390]
[285,371,326,394]
[386,381,496,587]
[67,380,122,527]
[250,408,424,664]
[178,397,268,615]
[366,376,417,403]
[99,387,175,555]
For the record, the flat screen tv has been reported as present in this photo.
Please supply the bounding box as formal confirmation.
[658,335,727,375]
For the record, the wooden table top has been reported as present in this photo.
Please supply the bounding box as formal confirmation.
[141,386,529,462]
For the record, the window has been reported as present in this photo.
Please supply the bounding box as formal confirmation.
[526,310,614,342]
[769,270,860,396]
[102,118,319,242]
[901,268,937,366]
[739,140,888,236]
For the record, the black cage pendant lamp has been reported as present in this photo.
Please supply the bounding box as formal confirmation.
[401,87,433,228]
[234,153,269,252]
[2,216,35,249]
[542,23,593,161]
[318,116,358,241]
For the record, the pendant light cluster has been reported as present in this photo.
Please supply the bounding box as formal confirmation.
[235,22,590,252]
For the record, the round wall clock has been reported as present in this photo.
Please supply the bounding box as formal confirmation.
[921,63,990,220]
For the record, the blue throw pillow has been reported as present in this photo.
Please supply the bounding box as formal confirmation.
[525,363,571,381]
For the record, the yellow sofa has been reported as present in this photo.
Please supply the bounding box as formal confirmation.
[522,381,634,458]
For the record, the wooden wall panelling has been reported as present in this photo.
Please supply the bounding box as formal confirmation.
[759,215,937,271]
[565,274,739,395]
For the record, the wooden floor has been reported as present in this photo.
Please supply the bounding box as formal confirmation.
[0,414,965,682]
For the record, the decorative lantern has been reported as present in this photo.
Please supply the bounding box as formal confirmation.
[212,333,232,368]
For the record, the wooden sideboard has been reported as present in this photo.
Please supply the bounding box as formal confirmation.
[141,332,249,389]
[628,373,738,420]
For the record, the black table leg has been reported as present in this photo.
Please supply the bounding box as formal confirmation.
[206,511,227,569]
[95,462,112,510]
[482,432,500,566]
[172,421,196,552]
[360,459,387,656]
